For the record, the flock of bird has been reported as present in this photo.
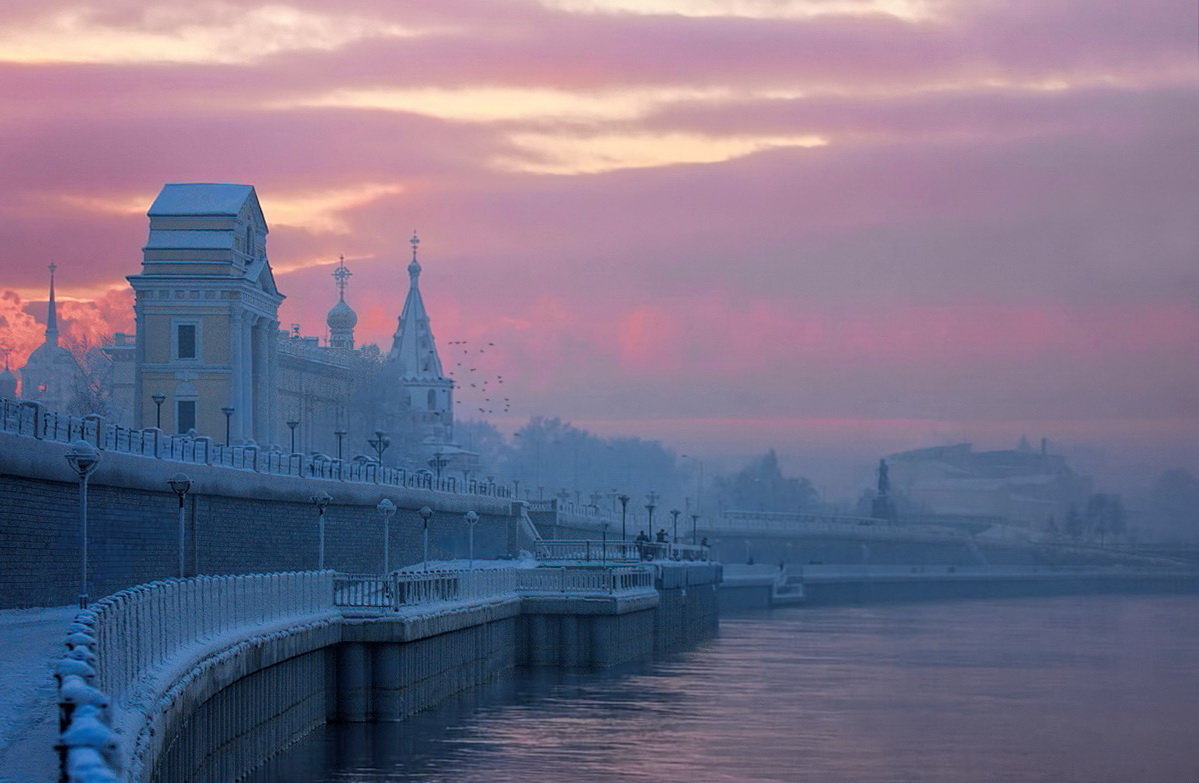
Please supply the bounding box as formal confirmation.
[445,340,511,416]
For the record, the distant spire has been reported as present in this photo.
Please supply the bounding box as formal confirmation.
[45,263,59,346]
[408,231,421,281]
[332,254,351,301]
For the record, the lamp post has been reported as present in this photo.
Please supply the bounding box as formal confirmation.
[377,498,396,574]
[645,490,659,537]
[65,441,100,607]
[151,393,166,429]
[167,473,192,578]
[618,494,630,541]
[601,520,610,565]
[418,506,433,571]
[429,451,447,480]
[691,513,700,545]
[464,510,479,569]
[220,407,234,446]
[670,508,681,543]
[311,491,332,569]
[334,430,347,461]
[286,420,299,453]
[368,430,390,465]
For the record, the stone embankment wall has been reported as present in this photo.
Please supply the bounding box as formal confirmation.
[141,564,720,783]
[0,432,523,608]
[150,604,522,783]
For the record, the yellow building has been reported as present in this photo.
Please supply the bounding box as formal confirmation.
[121,182,459,465]
[128,183,284,443]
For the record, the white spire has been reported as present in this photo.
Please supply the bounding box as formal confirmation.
[45,263,59,346]
[389,231,445,379]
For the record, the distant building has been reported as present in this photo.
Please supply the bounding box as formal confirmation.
[886,439,1092,533]
[18,264,83,414]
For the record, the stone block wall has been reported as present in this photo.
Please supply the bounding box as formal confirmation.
[0,432,519,608]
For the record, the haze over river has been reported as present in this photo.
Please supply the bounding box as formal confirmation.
[252,594,1199,782]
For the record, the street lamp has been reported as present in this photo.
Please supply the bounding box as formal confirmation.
[220,407,234,446]
[418,506,433,570]
[429,451,448,480]
[618,494,630,541]
[368,430,390,464]
[311,491,332,569]
[151,393,166,429]
[377,498,396,574]
[670,508,681,543]
[167,473,192,578]
[286,420,299,453]
[464,510,479,569]
[334,430,347,461]
[601,520,611,565]
[691,513,700,545]
[64,440,100,608]
[645,490,659,537]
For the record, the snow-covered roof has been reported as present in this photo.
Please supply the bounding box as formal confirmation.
[148,183,257,217]
[388,237,447,380]
[144,229,235,250]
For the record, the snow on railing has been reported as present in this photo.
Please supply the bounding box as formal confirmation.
[514,566,656,594]
[711,509,970,540]
[334,569,519,610]
[0,396,512,500]
[55,571,334,782]
[334,565,657,610]
[536,539,711,563]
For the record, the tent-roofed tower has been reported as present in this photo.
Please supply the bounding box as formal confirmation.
[127,183,283,443]
[387,232,454,445]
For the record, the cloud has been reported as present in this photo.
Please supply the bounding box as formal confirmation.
[0,0,1194,475]
[0,2,429,65]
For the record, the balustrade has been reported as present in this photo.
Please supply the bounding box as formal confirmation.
[0,396,514,501]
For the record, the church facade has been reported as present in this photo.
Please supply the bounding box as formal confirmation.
[17,182,462,469]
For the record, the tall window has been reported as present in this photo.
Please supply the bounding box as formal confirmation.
[176,324,197,360]
[427,389,437,410]
[177,400,196,434]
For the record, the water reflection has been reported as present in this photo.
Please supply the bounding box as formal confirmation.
[250,595,1199,783]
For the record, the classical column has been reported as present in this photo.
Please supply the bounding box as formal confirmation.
[253,318,270,444]
[229,308,244,441]
[240,312,253,441]
[133,297,145,428]
[266,319,279,448]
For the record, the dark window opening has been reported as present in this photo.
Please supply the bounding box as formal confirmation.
[177,324,197,359]
[177,400,196,434]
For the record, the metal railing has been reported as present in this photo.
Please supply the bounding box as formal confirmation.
[0,397,512,499]
[334,565,658,609]
[535,539,711,562]
[334,569,519,610]
[55,571,335,783]
[515,566,656,594]
[709,509,970,540]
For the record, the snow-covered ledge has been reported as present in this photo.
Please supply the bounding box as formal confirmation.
[57,572,336,783]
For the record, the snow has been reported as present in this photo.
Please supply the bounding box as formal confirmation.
[147,183,254,217]
[0,604,77,783]
[398,556,539,572]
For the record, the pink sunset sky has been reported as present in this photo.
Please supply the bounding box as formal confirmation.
[0,0,1195,488]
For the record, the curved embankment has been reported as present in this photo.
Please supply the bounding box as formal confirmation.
[54,564,720,783]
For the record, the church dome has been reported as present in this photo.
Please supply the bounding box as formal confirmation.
[25,341,76,367]
[326,298,358,330]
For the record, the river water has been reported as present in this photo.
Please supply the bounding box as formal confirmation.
[250,594,1199,782]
